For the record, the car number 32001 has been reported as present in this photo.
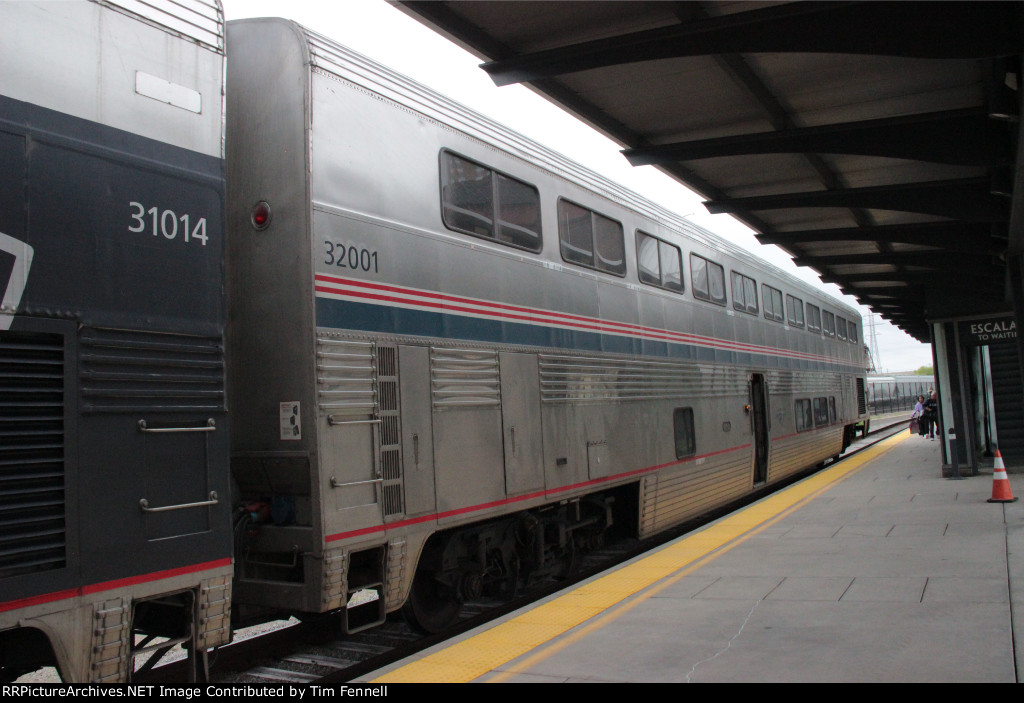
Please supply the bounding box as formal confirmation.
[323,240,379,273]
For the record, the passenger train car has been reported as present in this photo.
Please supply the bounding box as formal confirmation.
[867,375,935,414]
[224,19,868,635]
[0,2,868,682]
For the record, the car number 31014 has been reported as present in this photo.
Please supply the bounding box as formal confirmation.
[129,201,209,245]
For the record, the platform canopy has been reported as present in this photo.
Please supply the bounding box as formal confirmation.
[397,1,1024,342]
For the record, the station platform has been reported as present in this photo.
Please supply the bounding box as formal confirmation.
[361,430,1024,683]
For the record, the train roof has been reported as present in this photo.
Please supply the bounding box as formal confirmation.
[235,17,861,319]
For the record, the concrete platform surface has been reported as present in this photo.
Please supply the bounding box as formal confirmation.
[363,431,1024,683]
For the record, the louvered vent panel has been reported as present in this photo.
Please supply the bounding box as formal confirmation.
[377,346,403,517]
[431,349,500,408]
[0,331,66,579]
[80,328,224,413]
[316,338,376,418]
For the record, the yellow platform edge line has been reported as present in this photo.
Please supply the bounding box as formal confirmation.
[372,430,910,683]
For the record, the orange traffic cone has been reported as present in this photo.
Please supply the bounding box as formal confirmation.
[988,450,1018,503]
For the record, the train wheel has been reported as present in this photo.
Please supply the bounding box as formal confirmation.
[403,568,461,634]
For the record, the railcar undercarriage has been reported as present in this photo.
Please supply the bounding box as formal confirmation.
[404,490,627,633]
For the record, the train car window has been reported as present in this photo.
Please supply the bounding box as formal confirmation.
[637,231,684,292]
[558,199,625,276]
[496,174,542,250]
[829,396,837,424]
[762,284,784,322]
[822,311,836,337]
[786,294,805,328]
[637,233,660,286]
[795,399,813,431]
[806,303,822,334]
[690,254,726,305]
[673,407,696,458]
[594,213,626,275]
[559,200,593,266]
[848,321,858,344]
[813,397,830,427]
[731,272,758,314]
[836,316,848,341]
[660,240,683,291]
[441,154,492,235]
[440,151,542,252]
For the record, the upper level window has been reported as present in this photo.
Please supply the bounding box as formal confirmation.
[848,321,858,344]
[558,199,626,276]
[691,253,726,305]
[822,310,836,338]
[787,294,805,328]
[637,231,683,292]
[731,272,758,314]
[762,284,784,322]
[440,151,541,252]
[806,303,822,334]
[836,316,848,341]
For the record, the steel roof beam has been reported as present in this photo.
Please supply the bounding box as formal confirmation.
[705,178,1010,222]
[756,222,1005,253]
[823,270,993,284]
[688,7,876,231]
[479,1,1024,86]
[792,250,997,268]
[623,109,1012,167]
[842,286,927,299]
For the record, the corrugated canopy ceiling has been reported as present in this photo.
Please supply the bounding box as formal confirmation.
[397,0,1024,342]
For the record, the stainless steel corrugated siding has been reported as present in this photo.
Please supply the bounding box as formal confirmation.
[639,450,751,537]
[540,355,749,403]
[768,429,844,483]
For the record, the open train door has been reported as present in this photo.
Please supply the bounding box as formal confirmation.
[750,373,769,485]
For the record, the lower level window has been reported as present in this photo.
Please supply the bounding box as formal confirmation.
[813,397,830,427]
[795,399,813,431]
[674,407,696,458]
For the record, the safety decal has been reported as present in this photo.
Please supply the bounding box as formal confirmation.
[280,401,301,441]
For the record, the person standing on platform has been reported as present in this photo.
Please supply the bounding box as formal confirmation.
[912,395,926,436]
[923,390,938,441]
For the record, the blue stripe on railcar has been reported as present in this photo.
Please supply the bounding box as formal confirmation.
[315,295,862,373]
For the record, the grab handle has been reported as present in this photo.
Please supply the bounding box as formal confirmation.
[139,491,219,513]
[138,418,217,433]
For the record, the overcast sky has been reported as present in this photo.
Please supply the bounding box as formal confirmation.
[221,0,934,374]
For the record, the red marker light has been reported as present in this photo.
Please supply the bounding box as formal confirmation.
[251,201,272,230]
